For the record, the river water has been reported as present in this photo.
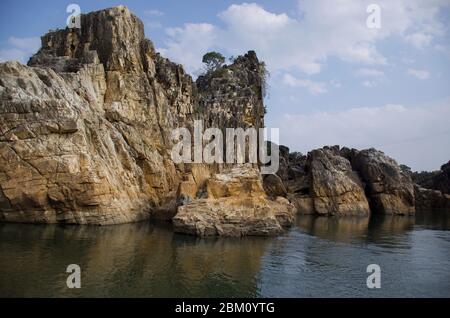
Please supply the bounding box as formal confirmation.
[0,212,449,297]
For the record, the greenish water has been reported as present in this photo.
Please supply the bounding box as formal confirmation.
[0,212,449,297]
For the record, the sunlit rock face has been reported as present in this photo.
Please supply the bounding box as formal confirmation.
[308,147,370,216]
[0,6,268,227]
[173,165,296,237]
[2,6,443,232]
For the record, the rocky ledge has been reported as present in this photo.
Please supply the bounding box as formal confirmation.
[173,165,295,236]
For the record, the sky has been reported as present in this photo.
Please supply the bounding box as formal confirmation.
[0,0,449,171]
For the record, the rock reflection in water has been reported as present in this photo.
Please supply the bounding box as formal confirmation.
[296,214,416,245]
[0,211,449,297]
[0,222,269,297]
[296,216,369,243]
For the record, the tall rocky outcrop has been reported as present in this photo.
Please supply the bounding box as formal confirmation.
[0,6,277,229]
[196,52,265,130]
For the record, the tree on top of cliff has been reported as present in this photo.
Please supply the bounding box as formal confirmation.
[202,51,225,73]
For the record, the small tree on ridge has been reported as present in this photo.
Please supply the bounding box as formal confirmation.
[202,51,225,73]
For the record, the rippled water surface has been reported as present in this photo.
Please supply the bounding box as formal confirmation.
[0,212,449,297]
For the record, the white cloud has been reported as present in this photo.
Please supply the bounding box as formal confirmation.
[407,68,430,80]
[282,73,328,95]
[0,36,40,63]
[271,102,450,171]
[158,23,217,74]
[158,1,450,76]
[219,3,290,33]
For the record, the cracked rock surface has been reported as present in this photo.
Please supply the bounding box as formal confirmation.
[0,6,292,232]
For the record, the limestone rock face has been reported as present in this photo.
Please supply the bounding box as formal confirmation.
[348,148,415,215]
[308,147,370,216]
[0,60,161,224]
[279,146,419,216]
[196,51,265,131]
[173,165,296,237]
[287,193,314,215]
[0,6,266,226]
[263,174,287,198]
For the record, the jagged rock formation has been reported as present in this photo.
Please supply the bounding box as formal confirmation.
[308,147,370,216]
[1,6,447,233]
[341,147,415,215]
[196,51,265,130]
[0,6,283,230]
[270,145,417,216]
[173,165,296,236]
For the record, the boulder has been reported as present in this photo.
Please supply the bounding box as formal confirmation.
[350,148,415,215]
[173,165,296,237]
[308,147,370,216]
[263,173,287,198]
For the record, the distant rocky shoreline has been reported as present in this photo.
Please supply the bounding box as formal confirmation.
[0,6,449,236]
[264,144,450,217]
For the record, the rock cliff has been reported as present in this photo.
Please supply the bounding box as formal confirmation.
[0,6,447,234]
[0,6,275,228]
